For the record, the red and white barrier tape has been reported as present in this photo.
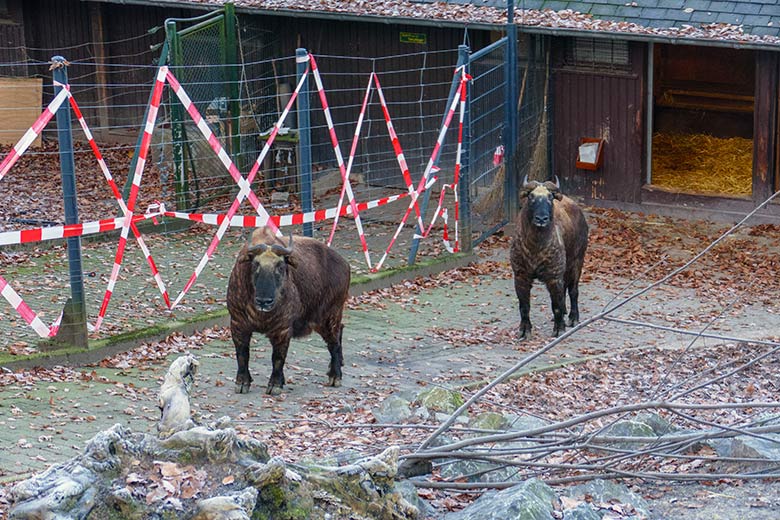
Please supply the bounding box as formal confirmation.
[414,69,469,252]
[374,68,468,270]
[67,92,171,311]
[327,71,374,249]
[162,191,408,228]
[373,73,425,231]
[309,55,372,269]
[168,61,306,308]
[0,88,69,183]
[94,66,168,332]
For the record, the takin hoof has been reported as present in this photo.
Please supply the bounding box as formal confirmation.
[327,376,342,387]
[518,325,532,340]
[265,384,283,396]
[235,381,251,394]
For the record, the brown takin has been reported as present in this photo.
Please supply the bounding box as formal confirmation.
[226,226,351,395]
[510,177,589,339]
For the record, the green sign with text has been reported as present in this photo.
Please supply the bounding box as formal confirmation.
[400,32,427,45]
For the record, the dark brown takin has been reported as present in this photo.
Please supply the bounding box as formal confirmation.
[510,177,589,339]
[226,226,351,394]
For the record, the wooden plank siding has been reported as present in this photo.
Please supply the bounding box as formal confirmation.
[551,39,645,203]
[753,51,779,202]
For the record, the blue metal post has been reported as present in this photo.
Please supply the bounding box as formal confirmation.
[51,56,88,347]
[504,7,519,221]
[458,45,473,253]
[296,48,313,237]
[408,44,471,264]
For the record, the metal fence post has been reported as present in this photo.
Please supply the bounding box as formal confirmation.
[296,48,313,237]
[166,19,189,211]
[224,2,241,167]
[459,45,473,253]
[504,13,519,221]
[51,56,88,348]
[408,44,471,264]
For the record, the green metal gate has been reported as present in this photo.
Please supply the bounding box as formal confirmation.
[164,4,239,211]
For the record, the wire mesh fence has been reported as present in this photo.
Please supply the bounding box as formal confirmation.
[0,17,513,348]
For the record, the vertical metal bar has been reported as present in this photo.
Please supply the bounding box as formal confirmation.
[224,2,241,167]
[167,20,189,211]
[459,45,473,253]
[504,22,519,221]
[51,56,88,347]
[646,42,654,185]
[296,48,313,237]
[407,44,470,265]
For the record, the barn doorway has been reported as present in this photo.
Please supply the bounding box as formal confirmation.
[649,44,755,197]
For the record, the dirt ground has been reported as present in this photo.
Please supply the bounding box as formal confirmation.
[2,207,780,518]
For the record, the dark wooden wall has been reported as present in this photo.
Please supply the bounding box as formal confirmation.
[551,40,645,203]
[753,51,779,202]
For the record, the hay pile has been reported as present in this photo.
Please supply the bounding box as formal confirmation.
[651,132,753,196]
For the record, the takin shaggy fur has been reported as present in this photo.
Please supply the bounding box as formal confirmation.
[510,179,588,339]
[226,227,351,394]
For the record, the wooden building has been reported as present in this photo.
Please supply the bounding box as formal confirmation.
[518,0,780,220]
[2,0,779,220]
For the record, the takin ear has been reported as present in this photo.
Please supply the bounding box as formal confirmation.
[543,181,563,200]
[284,254,297,269]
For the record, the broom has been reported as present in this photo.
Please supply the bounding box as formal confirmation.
[528,47,550,182]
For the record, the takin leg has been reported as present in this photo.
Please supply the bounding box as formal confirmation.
[231,321,253,394]
[319,314,344,387]
[566,261,585,326]
[514,275,533,340]
[566,281,580,326]
[545,278,567,337]
[267,334,291,395]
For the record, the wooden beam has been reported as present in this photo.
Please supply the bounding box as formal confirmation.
[89,3,110,139]
[752,51,778,203]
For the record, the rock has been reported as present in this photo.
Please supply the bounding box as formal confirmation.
[635,412,677,436]
[564,479,651,519]
[562,502,602,520]
[8,356,418,520]
[192,487,258,520]
[395,480,435,518]
[505,414,553,433]
[439,459,519,483]
[713,433,780,472]
[374,395,413,424]
[397,458,433,479]
[444,478,556,520]
[603,420,657,449]
[416,387,465,414]
[469,412,510,431]
[305,446,419,519]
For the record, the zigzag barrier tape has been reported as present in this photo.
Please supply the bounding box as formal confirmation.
[327,71,374,248]
[0,56,469,337]
[162,191,409,228]
[374,67,469,271]
[309,55,372,269]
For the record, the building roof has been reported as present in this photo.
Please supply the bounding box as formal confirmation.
[513,0,780,38]
[94,0,780,47]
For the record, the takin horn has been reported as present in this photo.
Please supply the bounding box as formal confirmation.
[247,243,268,255]
[270,234,294,256]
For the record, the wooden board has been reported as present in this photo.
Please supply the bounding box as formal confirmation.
[0,77,43,147]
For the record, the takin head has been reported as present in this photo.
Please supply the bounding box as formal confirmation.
[520,176,563,229]
[242,233,296,312]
